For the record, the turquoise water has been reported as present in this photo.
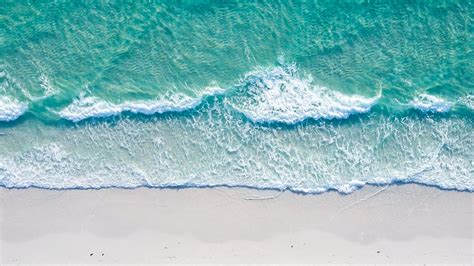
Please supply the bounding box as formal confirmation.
[0,1,472,192]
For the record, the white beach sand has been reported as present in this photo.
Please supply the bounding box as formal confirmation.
[0,184,472,264]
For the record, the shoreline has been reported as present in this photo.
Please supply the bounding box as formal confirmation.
[1,180,473,195]
[1,184,472,263]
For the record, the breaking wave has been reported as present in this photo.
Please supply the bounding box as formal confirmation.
[410,94,453,113]
[0,96,28,122]
[58,87,225,122]
[59,64,380,124]
[227,64,380,123]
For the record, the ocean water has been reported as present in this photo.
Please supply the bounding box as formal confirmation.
[0,1,472,193]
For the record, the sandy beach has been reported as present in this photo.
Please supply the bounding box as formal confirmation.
[0,184,472,264]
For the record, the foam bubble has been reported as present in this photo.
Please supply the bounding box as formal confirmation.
[228,64,380,124]
[0,96,28,121]
[410,94,453,112]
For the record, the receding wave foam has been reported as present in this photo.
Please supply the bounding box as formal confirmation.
[59,63,380,124]
[1,112,472,193]
[410,94,453,113]
[59,87,224,122]
[0,96,28,122]
[228,63,380,123]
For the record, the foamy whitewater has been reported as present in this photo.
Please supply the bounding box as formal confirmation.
[410,94,453,113]
[0,96,27,122]
[58,87,225,122]
[58,65,380,124]
[228,64,381,124]
[0,1,472,193]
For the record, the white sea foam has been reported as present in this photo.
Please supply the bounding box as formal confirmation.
[0,96,27,121]
[59,64,380,124]
[38,74,56,98]
[58,87,225,122]
[228,64,380,124]
[1,109,472,193]
[410,94,453,113]
[460,95,474,110]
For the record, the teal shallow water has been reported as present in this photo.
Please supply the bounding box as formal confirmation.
[0,1,472,192]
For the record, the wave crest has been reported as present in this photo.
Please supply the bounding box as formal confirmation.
[58,64,381,123]
[410,94,453,113]
[0,96,28,122]
[228,64,380,123]
[58,87,224,122]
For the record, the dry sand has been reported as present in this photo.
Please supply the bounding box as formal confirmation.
[0,184,472,264]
